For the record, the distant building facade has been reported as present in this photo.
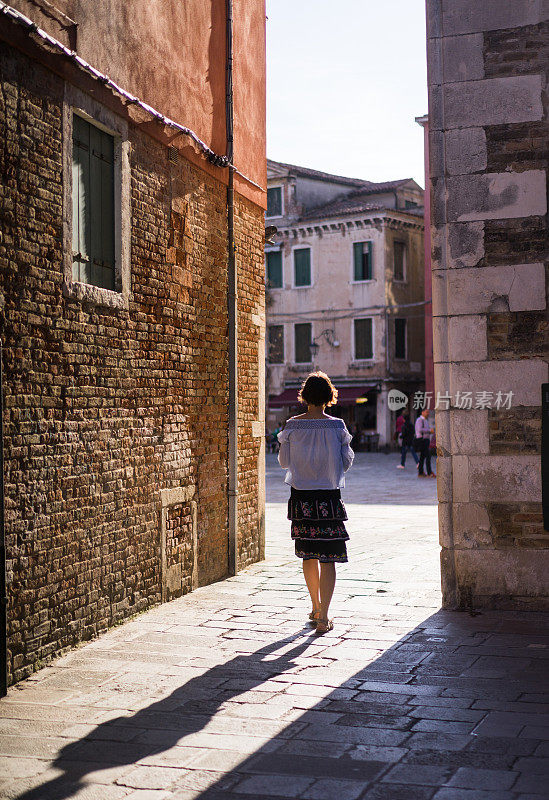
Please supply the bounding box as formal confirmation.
[0,0,266,684]
[265,160,425,446]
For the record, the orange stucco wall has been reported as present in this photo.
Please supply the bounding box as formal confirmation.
[9,0,266,207]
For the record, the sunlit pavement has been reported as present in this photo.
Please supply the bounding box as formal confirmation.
[2,453,549,800]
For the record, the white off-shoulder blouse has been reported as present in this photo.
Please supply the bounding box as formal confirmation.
[277,416,354,490]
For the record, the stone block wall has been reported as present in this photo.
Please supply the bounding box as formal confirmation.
[0,42,265,683]
[427,1,549,609]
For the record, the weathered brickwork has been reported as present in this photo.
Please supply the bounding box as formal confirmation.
[235,194,265,570]
[487,311,549,360]
[487,503,548,550]
[482,23,549,493]
[488,407,542,454]
[0,43,264,683]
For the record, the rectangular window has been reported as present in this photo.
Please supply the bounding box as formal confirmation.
[393,241,406,281]
[353,241,372,281]
[294,248,311,287]
[266,250,283,288]
[72,114,115,289]
[395,318,407,360]
[295,323,312,363]
[354,318,373,360]
[267,187,282,217]
[267,325,284,363]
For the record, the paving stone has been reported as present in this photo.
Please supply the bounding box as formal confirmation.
[408,706,485,723]
[411,719,477,734]
[512,773,549,795]
[301,777,367,799]
[115,765,188,789]
[381,763,455,786]
[230,773,314,797]
[446,766,518,790]
[514,757,549,775]
[363,785,436,800]
[466,736,538,756]
[244,752,386,782]
[403,749,515,770]
[406,733,472,751]
[432,791,515,800]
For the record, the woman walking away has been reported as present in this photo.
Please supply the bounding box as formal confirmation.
[397,414,419,469]
[277,372,354,634]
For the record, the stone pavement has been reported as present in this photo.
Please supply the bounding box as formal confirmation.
[1,453,549,800]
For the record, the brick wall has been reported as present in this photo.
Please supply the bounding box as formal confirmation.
[0,43,265,683]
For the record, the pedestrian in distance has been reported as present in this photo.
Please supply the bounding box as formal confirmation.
[277,371,354,634]
[394,411,405,444]
[396,414,419,468]
[414,408,436,478]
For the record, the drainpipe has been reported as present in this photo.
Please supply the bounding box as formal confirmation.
[0,345,6,696]
[226,0,238,576]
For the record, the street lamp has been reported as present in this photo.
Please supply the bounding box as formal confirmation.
[309,340,320,359]
[309,329,339,361]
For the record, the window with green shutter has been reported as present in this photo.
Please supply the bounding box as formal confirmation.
[72,114,115,290]
[395,318,407,359]
[294,248,311,287]
[393,241,406,281]
[266,250,283,288]
[354,318,373,360]
[353,241,372,281]
[267,187,282,217]
[295,323,312,363]
[268,325,284,363]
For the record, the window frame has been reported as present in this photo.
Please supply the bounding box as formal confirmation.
[265,248,283,289]
[294,322,313,364]
[394,317,407,361]
[353,317,375,362]
[267,324,285,364]
[292,245,312,289]
[63,85,130,309]
[351,240,374,283]
[393,240,407,283]
[266,185,284,219]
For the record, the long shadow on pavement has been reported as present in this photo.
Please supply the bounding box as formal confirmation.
[14,609,549,800]
[186,609,549,800]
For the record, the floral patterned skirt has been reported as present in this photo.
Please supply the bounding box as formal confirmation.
[288,487,349,563]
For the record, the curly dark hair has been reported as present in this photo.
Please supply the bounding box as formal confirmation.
[298,371,338,407]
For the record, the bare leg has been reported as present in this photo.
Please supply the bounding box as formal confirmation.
[319,562,336,620]
[302,558,320,616]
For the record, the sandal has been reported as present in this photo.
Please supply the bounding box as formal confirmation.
[315,618,333,635]
[308,610,321,624]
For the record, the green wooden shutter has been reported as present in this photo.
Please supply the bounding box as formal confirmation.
[353,242,373,280]
[100,130,115,289]
[268,325,284,363]
[355,318,373,360]
[353,242,363,281]
[90,126,115,290]
[267,251,283,288]
[295,323,312,363]
[395,318,406,359]
[72,115,91,283]
[294,248,311,286]
[73,115,115,290]
[366,241,373,279]
[267,187,282,217]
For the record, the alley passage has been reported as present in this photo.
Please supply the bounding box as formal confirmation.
[2,454,549,799]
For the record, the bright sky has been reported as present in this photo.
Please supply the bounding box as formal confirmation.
[266,0,428,187]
